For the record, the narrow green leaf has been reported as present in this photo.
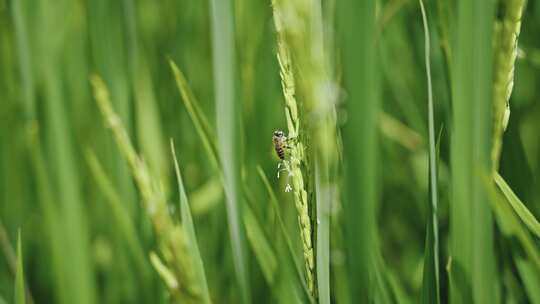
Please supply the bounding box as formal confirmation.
[314,163,330,304]
[450,0,498,302]
[169,60,219,169]
[171,141,212,304]
[256,166,314,303]
[14,231,25,304]
[386,269,413,304]
[495,173,540,238]
[484,175,540,270]
[43,51,97,304]
[123,0,167,181]
[515,258,540,304]
[243,203,277,285]
[10,0,35,119]
[337,0,381,301]
[209,0,250,301]
[84,149,148,273]
[419,1,440,303]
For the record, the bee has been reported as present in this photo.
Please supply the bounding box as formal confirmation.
[272,130,288,160]
[273,130,293,191]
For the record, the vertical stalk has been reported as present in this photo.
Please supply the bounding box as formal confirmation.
[419,1,440,303]
[337,0,380,301]
[450,0,498,303]
[209,0,250,302]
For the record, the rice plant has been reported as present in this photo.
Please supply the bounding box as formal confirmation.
[3,0,540,303]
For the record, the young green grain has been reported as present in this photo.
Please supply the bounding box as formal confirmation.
[492,0,526,171]
[91,75,202,303]
[271,1,316,296]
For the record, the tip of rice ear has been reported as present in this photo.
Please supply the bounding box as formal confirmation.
[502,105,510,131]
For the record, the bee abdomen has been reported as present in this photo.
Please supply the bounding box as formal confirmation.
[276,147,285,160]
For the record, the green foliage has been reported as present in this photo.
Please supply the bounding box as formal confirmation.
[495,173,540,238]
[3,0,540,303]
[14,232,25,304]
[337,0,381,301]
[171,142,212,304]
[419,1,440,303]
[209,0,250,301]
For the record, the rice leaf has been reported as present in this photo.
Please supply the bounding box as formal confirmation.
[314,163,330,304]
[449,0,498,302]
[171,141,212,304]
[84,149,148,273]
[209,0,250,301]
[243,203,277,285]
[256,166,314,303]
[337,0,381,301]
[14,231,25,304]
[515,258,540,304]
[484,175,540,270]
[169,60,219,168]
[418,1,440,303]
[123,0,167,181]
[495,173,540,238]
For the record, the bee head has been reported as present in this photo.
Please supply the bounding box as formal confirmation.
[273,130,284,137]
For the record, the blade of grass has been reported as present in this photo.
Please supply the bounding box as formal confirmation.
[314,162,330,304]
[337,0,381,301]
[27,134,67,304]
[0,221,16,279]
[484,176,540,302]
[256,166,315,303]
[515,258,540,304]
[43,51,96,304]
[484,175,540,269]
[0,222,33,302]
[449,0,498,302]
[123,0,167,180]
[209,0,250,301]
[12,1,86,302]
[418,1,440,303]
[243,201,277,286]
[172,57,298,301]
[372,255,393,303]
[87,0,137,213]
[170,61,218,169]
[10,0,35,120]
[494,173,540,238]
[92,75,202,301]
[386,269,413,304]
[14,231,25,304]
[84,149,149,274]
[170,141,212,304]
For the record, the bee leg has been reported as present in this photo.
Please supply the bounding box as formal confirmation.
[277,168,288,178]
[277,161,288,178]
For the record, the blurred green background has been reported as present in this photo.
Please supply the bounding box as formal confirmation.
[1,0,540,303]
